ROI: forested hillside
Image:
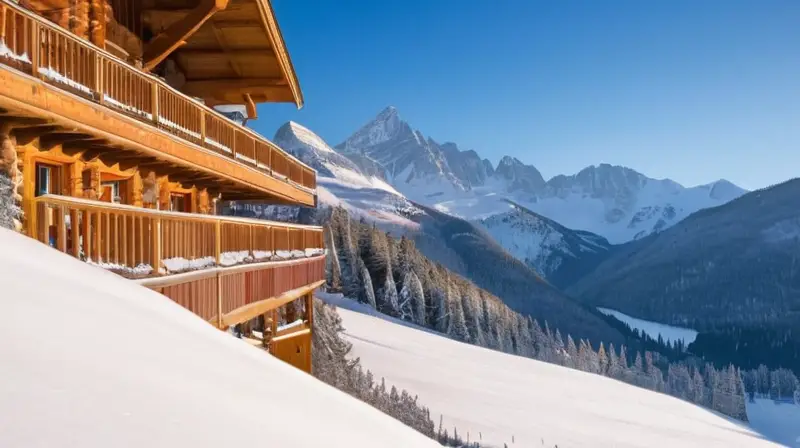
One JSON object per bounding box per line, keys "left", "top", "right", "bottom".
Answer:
{"left": 410, "top": 204, "right": 625, "bottom": 346}
{"left": 568, "top": 178, "right": 800, "bottom": 332}
{"left": 322, "top": 205, "right": 791, "bottom": 421}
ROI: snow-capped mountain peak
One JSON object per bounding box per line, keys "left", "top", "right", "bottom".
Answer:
{"left": 273, "top": 120, "right": 422, "bottom": 228}
{"left": 338, "top": 105, "right": 406, "bottom": 153}
{"left": 275, "top": 121, "right": 336, "bottom": 154}
{"left": 326, "top": 108, "right": 748, "bottom": 243}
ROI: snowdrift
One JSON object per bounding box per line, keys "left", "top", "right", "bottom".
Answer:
{"left": 331, "top": 298, "right": 783, "bottom": 448}
{"left": 0, "top": 228, "right": 439, "bottom": 448}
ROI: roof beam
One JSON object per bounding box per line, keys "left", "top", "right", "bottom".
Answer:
{"left": 176, "top": 49, "right": 276, "bottom": 61}
{"left": 182, "top": 78, "right": 286, "bottom": 97}
{"left": 143, "top": 0, "right": 230, "bottom": 72}
{"left": 244, "top": 94, "right": 257, "bottom": 122}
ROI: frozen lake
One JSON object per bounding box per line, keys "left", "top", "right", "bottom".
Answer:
{"left": 597, "top": 307, "right": 699, "bottom": 346}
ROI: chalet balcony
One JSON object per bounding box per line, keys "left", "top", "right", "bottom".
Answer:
{"left": 0, "top": 0, "right": 316, "bottom": 205}
{"left": 33, "top": 194, "right": 325, "bottom": 351}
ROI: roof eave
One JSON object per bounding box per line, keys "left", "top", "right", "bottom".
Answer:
{"left": 255, "top": 0, "right": 304, "bottom": 109}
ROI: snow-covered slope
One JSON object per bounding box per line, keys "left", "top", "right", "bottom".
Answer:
{"left": 0, "top": 228, "right": 440, "bottom": 448}
{"left": 273, "top": 121, "right": 422, "bottom": 228}
{"left": 477, "top": 200, "right": 612, "bottom": 288}
{"left": 337, "top": 107, "right": 748, "bottom": 243}
{"left": 329, "top": 297, "right": 787, "bottom": 448}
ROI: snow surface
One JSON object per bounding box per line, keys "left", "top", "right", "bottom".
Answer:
{"left": 746, "top": 398, "right": 800, "bottom": 447}
{"left": 0, "top": 42, "right": 31, "bottom": 63}
{"left": 416, "top": 178, "right": 745, "bottom": 244}
{"left": 597, "top": 307, "right": 699, "bottom": 346}
{"left": 0, "top": 228, "right": 440, "bottom": 448}
{"left": 273, "top": 120, "right": 422, "bottom": 230}
{"left": 326, "top": 296, "right": 780, "bottom": 448}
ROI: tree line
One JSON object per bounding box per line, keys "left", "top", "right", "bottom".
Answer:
{"left": 324, "top": 206, "right": 765, "bottom": 420}
{"left": 226, "top": 202, "right": 800, "bottom": 422}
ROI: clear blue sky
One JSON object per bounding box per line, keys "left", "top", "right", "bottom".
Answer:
{"left": 251, "top": 0, "right": 800, "bottom": 190}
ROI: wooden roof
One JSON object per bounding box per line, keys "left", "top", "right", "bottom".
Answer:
{"left": 143, "top": 0, "right": 303, "bottom": 108}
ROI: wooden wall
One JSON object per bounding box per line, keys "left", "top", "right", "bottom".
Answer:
{"left": 21, "top": 0, "right": 142, "bottom": 60}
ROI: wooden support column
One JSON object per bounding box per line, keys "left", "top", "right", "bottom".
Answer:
{"left": 89, "top": 0, "right": 107, "bottom": 48}
{"left": 142, "top": 0, "right": 230, "bottom": 71}
{"left": 131, "top": 171, "right": 144, "bottom": 207}
{"left": 73, "top": 1, "right": 91, "bottom": 39}
{"left": 197, "top": 189, "right": 210, "bottom": 214}
{"left": 158, "top": 176, "right": 170, "bottom": 211}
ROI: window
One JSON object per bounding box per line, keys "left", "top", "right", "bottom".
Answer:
{"left": 35, "top": 163, "right": 61, "bottom": 197}
{"left": 101, "top": 181, "right": 121, "bottom": 203}
{"left": 170, "top": 193, "right": 189, "bottom": 212}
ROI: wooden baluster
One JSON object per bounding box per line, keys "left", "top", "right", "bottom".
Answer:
{"left": 215, "top": 220, "right": 221, "bottom": 267}
{"left": 93, "top": 211, "right": 101, "bottom": 262}
{"left": 104, "top": 212, "right": 110, "bottom": 262}
{"left": 128, "top": 215, "right": 136, "bottom": 268}
{"left": 138, "top": 216, "right": 144, "bottom": 267}
{"left": 120, "top": 213, "right": 127, "bottom": 266}
{"left": 70, "top": 209, "right": 79, "bottom": 258}
{"left": 57, "top": 206, "right": 67, "bottom": 253}
{"left": 152, "top": 217, "right": 161, "bottom": 274}
{"left": 82, "top": 209, "right": 91, "bottom": 259}
{"left": 151, "top": 82, "right": 159, "bottom": 125}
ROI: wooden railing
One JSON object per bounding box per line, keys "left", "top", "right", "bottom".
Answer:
{"left": 33, "top": 194, "right": 324, "bottom": 278}
{"left": 0, "top": 0, "right": 316, "bottom": 191}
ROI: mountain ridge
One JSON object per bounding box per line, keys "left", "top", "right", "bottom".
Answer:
{"left": 334, "top": 106, "right": 748, "bottom": 243}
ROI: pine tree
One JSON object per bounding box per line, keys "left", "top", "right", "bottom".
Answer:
{"left": 323, "top": 225, "right": 342, "bottom": 291}
{"left": 565, "top": 335, "right": 578, "bottom": 369}
{"left": 378, "top": 266, "right": 401, "bottom": 317}
{"left": 430, "top": 284, "right": 449, "bottom": 334}
{"left": 480, "top": 295, "right": 496, "bottom": 349}
{"left": 462, "top": 287, "right": 484, "bottom": 346}
{"left": 357, "top": 258, "right": 377, "bottom": 309}
{"left": 598, "top": 343, "right": 609, "bottom": 376}
{"left": 607, "top": 343, "right": 622, "bottom": 379}
{"left": 515, "top": 313, "right": 532, "bottom": 357}
{"left": 693, "top": 368, "right": 706, "bottom": 406}
{"left": 449, "top": 295, "right": 470, "bottom": 342}
{"left": 399, "top": 271, "right": 426, "bottom": 325}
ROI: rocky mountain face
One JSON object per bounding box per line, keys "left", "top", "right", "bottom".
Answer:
{"left": 478, "top": 200, "right": 613, "bottom": 289}
{"left": 336, "top": 107, "right": 748, "bottom": 243}
{"left": 272, "top": 121, "right": 422, "bottom": 230}
{"left": 494, "top": 156, "right": 546, "bottom": 194}
{"left": 567, "top": 178, "right": 800, "bottom": 332}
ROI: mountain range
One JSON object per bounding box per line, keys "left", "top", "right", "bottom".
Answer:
{"left": 567, "top": 178, "right": 800, "bottom": 332}
{"left": 272, "top": 120, "right": 628, "bottom": 345}
{"left": 271, "top": 108, "right": 749, "bottom": 290}
{"left": 334, "top": 106, "right": 747, "bottom": 244}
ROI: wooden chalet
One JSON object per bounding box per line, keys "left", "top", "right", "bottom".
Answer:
{"left": 0, "top": 0, "right": 322, "bottom": 372}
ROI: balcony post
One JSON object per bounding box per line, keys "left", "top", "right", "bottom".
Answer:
{"left": 215, "top": 219, "right": 221, "bottom": 266}
{"left": 151, "top": 217, "right": 161, "bottom": 275}
{"left": 96, "top": 56, "right": 104, "bottom": 104}
{"left": 216, "top": 272, "right": 223, "bottom": 329}
{"left": 200, "top": 109, "right": 206, "bottom": 143}
{"left": 30, "top": 22, "right": 40, "bottom": 79}
{"left": 151, "top": 83, "right": 159, "bottom": 125}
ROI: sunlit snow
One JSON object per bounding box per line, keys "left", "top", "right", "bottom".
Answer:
{"left": 327, "top": 297, "right": 784, "bottom": 448}
{"left": 0, "top": 228, "right": 440, "bottom": 448}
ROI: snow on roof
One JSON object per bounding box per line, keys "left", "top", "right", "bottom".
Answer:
{"left": 0, "top": 228, "right": 439, "bottom": 448}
